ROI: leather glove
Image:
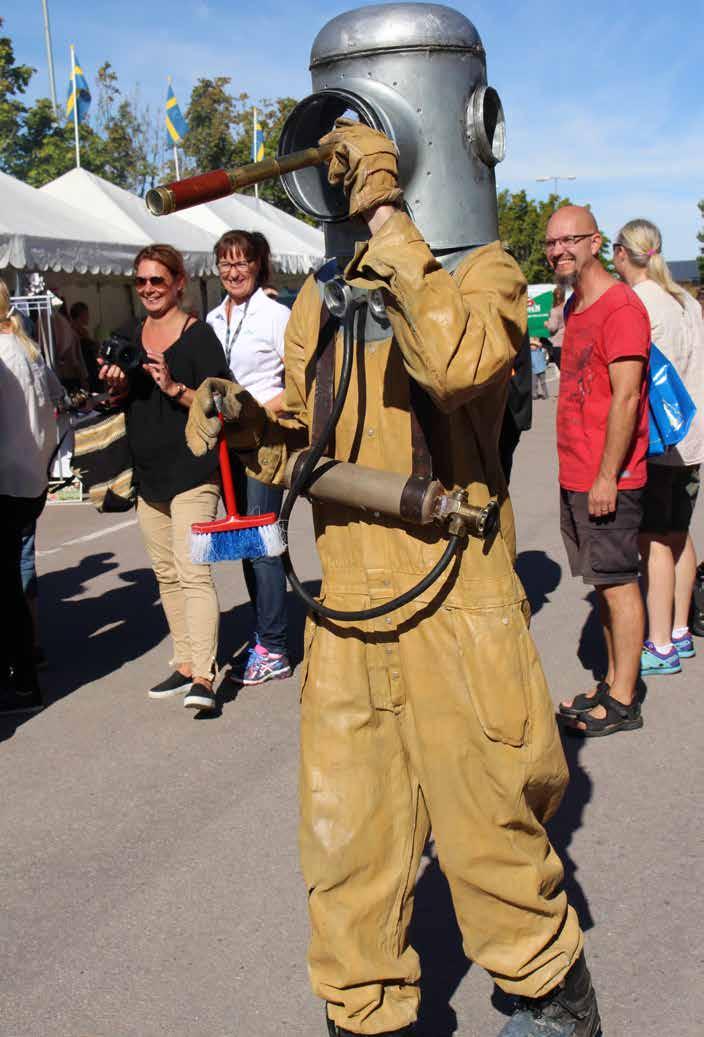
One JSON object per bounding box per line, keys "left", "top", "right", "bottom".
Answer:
{"left": 186, "top": 377, "right": 244, "bottom": 457}
{"left": 319, "top": 117, "right": 403, "bottom": 219}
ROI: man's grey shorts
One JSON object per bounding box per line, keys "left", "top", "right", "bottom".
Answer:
{"left": 560, "top": 488, "right": 644, "bottom": 586}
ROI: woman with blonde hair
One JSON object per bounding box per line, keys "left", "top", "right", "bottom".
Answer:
{"left": 0, "top": 279, "right": 61, "bottom": 714}
{"left": 614, "top": 218, "right": 704, "bottom": 675}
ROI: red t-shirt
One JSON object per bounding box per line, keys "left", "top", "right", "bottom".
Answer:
{"left": 557, "top": 283, "right": 650, "bottom": 491}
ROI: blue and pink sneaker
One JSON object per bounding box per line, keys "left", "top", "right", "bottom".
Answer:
{"left": 640, "top": 641, "right": 681, "bottom": 676}
{"left": 233, "top": 644, "right": 292, "bottom": 686}
{"left": 672, "top": 632, "right": 696, "bottom": 659}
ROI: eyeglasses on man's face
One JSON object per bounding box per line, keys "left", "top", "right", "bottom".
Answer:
{"left": 217, "top": 259, "right": 254, "bottom": 274}
{"left": 134, "top": 275, "right": 169, "bottom": 288}
{"left": 543, "top": 233, "right": 595, "bottom": 252}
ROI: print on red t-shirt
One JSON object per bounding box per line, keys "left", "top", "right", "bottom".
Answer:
{"left": 557, "top": 283, "right": 650, "bottom": 492}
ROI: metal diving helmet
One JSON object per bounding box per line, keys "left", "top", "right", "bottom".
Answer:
{"left": 278, "top": 2, "right": 506, "bottom": 259}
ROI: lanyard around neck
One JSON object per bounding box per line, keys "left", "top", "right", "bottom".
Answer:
{"left": 225, "top": 297, "right": 250, "bottom": 364}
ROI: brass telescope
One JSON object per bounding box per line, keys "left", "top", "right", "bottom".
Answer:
{"left": 145, "top": 142, "right": 334, "bottom": 217}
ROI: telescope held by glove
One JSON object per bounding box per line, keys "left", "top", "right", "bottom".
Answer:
{"left": 145, "top": 143, "right": 335, "bottom": 216}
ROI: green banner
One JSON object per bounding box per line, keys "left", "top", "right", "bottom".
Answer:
{"left": 527, "top": 285, "right": 555, "bottom": 339}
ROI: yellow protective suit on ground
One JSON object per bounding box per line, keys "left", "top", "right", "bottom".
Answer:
{"left": 190, "top": 210, "right": 582, "bottom": 1035}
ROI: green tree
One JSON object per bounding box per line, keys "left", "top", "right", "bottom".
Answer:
{"left": 181, "top": 80, "right": 308, "bottom": 219}
{"left": 13, "top": 96, "right": 105, "bottom": 185}
{"left": 0, "top": 16, "right": 35, "bottom": 174}
{"left": 94, "top": 63, "right": 158, "bottom": 194}
{"left": 697, "top": 199, "right": 704, "bottom": 280}
{"left": 183, "top": 77, "right": 241, "bottom": 174}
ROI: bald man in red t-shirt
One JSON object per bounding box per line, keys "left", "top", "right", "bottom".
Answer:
{"left": 546, "top": 206, "right": 650, "bottom": 737}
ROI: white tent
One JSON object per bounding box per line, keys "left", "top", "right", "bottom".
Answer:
{"left": 170, "top": 192, "right": 325, "bottom": 276}
{"left": 41, "top": 169, "right": 325, "bottom": 278}
{"left": 41, "top": 168, "right": 217, "bottom": 277}
{"left": 0, "top": 169, "right": 136, "bottom": 275}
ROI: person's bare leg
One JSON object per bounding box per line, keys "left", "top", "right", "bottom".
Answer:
{"left": 572, "top": 581, "right": 644, "bottom": 727}
{"left": 560, "top": 589, "right": 614, "bottom": 710}
{"left": 177, "top": 662, "right": 193, "bottom": 678}
{"left": 599, "top": 590, "right": 616, "bottom": 685}
{"left": 673, "top": 532, "right": 696, "bottom": 632}
{"left": 639, "top": 534, "right": 675, "bottom": 646}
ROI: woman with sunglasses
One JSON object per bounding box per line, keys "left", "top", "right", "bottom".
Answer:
{"left": 101, "top": 244, "right": 231, "bottom": 712}
{"left": 614, "top": 219, "right": 704, "bottom": 677}
{"left": 206, "top": 230, "right": 292, "bottom": 687}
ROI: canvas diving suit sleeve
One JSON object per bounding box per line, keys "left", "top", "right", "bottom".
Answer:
{"left": 343, "top": 210, "right": 527, "bottom": 413}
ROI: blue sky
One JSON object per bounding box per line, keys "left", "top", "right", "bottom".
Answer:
{"left": 6, "top": 0, "right": 703, "bottom": 259}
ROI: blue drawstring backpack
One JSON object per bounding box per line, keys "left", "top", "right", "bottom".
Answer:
{"left": 647, "top": 343, "right": 697, "bottom": 457}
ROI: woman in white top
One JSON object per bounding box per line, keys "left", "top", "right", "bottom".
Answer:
{"left": 0, "top": 278, "right": 61, "bottom": 714}
{"left": 207, "top": 231, "right": 292, "bottom": 687}
{"left": 614, "top": 218, "right": 704, "bottom": 674}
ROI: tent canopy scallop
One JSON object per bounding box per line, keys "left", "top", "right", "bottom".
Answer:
{"left": 0, "top": 170, "right": 137, "bottom": 275}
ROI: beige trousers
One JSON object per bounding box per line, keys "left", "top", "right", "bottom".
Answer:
{"left": 137, "top": 480, "right": 221, "bottom": 679}
{"left": 300, "top": 595, "right": 583, "bottom": 1035}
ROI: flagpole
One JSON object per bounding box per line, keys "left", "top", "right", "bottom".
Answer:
{"left": 41, "top": 0, "right": 58, "bottom": 120}
{"left": 174, "top": 146, "right": 181, "bottom": 180}
{"left": 253, "top": 106, "right": 259, "bottom": 199}
{"left": 70, "top": 43, "right": 81, "bottom": 168}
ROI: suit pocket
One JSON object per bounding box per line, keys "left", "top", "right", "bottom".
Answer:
{"left": 450, "top": 604, "right": 530, "bottom": 747}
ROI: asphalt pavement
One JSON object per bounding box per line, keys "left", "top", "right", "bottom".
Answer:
{"left": 1, "top": 396, "right": 702, "bottom": 1036}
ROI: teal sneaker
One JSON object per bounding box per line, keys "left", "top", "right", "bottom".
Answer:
{"left": 672, "top": 632, "right": 696, "bottom": 659}
{"left": 640, "top": 640, "right": 681, "bottom": 676}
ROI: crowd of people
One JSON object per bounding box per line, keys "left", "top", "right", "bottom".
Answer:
{"left": 2, "top": 213, "right": 703, "bottom": 729}
{"left": 1, "top": 130, "right": 702, "bottom": 1037}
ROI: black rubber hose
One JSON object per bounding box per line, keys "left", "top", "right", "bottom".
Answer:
{"left": 279, "top": 303, "right": 461, "bottom": 622}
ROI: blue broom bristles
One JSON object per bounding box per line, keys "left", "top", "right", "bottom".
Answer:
{"left": 191, "top": 522, "right": 286, "bottom": 564}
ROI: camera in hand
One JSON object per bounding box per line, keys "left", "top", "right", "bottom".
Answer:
{"left": 99, "top": 332, "right": 147, "bottom": 373}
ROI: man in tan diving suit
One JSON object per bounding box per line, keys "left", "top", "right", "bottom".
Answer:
{"left": 186, "top": 11, "right": 601, "bottom": 1036}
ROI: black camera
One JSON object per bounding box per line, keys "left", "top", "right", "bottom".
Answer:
{"left": 99, "top": 332, "right": 147, "bottom": 373}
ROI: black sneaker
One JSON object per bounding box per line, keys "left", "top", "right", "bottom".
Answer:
{"left": 184, "top": 682, "right": 218, "bottom": 711}
{"left": 497, "top": 952, "right": 601, "bottom": 1036}
{"left": 149, "top": 672, "right": 193, "bottom": 699}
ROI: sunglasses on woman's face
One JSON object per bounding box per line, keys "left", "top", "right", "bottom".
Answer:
{"left": 134, "top": 275, "right": 169, "bottom": 288}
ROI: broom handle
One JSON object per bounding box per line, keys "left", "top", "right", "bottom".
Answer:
{"left": 218, "top": 422, "right": 241, "bottom": 520}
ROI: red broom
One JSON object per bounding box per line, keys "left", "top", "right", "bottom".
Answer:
{"left": 190, "top": 417, "right": 285, "bottom": 563}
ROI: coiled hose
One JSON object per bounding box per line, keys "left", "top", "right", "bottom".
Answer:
{"left": 278, "top": 302, "right": 461, "bottom": 622}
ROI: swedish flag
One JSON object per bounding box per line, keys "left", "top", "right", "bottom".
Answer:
{"left": 66, "top": 51, "right": 91, "bottom": 123}
{"left": 252, "top": 117, "right": 264, "bottom": 162}
{"left": 165, "top": 83, "right": 188, "bottom": 147}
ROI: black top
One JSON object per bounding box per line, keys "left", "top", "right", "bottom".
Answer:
{"left": 122, "top": 318, "right": 231, "bottom": 502}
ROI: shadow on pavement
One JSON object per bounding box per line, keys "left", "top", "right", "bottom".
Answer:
{"left": 515, "top": 550, "right": 562, "bottom": 616}
{"left": 547, "top": 734, "right": 595, "bottom": 932}
{"left": 577, "top": 590, "right": 607, "bottom": 679}
{"left": 40, "top": 552, "right": 166, "bottom": 700}
{"left": 0, "top": 552, "right": 165, "bottom": 743}
{"left": 411, "top": 849, "right": 470, "bottom": 1037}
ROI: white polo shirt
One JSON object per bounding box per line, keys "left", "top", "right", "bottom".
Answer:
{"left": 207, "top": 287, "right": 290, "bottom": 405}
